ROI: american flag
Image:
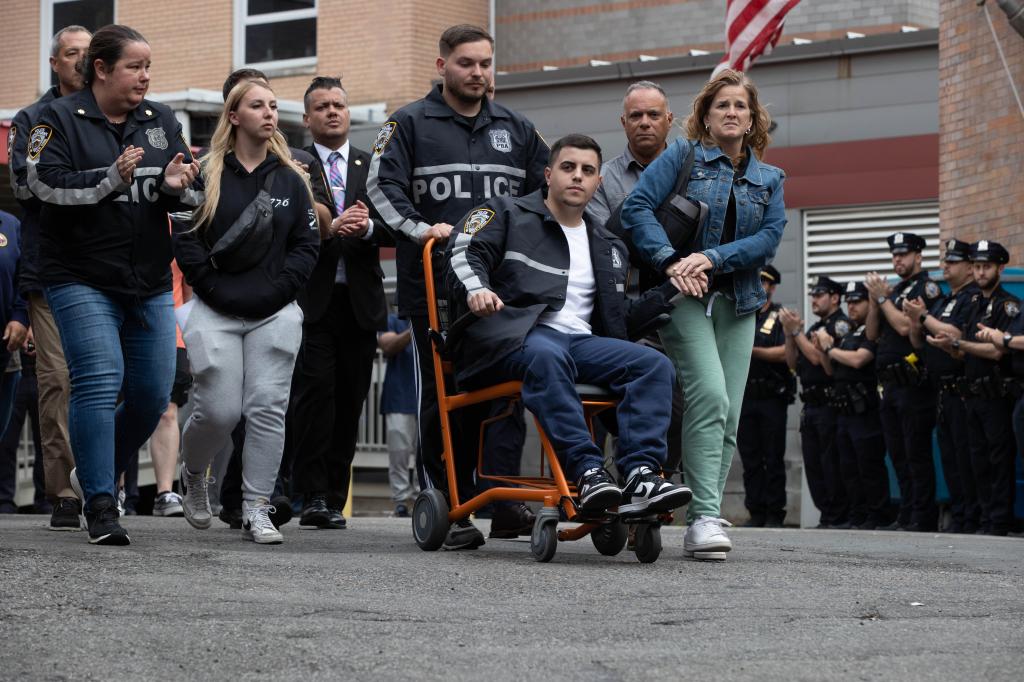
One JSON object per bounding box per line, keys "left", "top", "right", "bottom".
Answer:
{"left": 713, "top": 0, "right": 802, "bottom": 76}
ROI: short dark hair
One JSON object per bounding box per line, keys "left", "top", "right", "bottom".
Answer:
{"left": 51, "top": 25, "right": 91, "bottom": 58}
{"left": 549, "top": 134, "right": 602, "bottom": 168}
{"left": 79, "top": 24, "right": 146, "bottom": 87}
{"left": 222, "top": 68, "right": 268, "bottom": 101}
{"left": 439, "top": 24, "right": 493, "bottom": 57}
{"left": 303, "top": 76, "right": 345, "bottom": 112}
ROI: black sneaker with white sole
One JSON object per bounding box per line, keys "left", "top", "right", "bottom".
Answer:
{"left": 619, "top": 466, "right": 692, "bottom": 516}
{"left": 577, "top": 467, "right": 622, "bottom": 513}
{"left": 84, "top": 495, "right": 130, "bottom": 546}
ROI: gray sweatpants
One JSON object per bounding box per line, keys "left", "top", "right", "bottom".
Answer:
{"left": 181, "top": 298, "right": 303, "bottom": 503}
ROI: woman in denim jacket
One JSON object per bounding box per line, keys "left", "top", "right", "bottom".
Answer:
{"left": 621, "top": 69, "right": 786, "bottom": 561}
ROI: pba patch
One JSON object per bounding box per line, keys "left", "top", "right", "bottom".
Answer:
{"left": 489, "top": 129, "right": 512, "bottom": 152}
{"left": 27, "top": 125, "right": 52, "bottom": 160}
{"left": 1005, "top": 301, "right": 1020, "bottom": 318}
{"left": 834, "top": 319, "right": 851, "bottom": 337}
{"left": 6, "top": 126, "right": 15, "bottom": 156}
{"left": 0, "top": 234, "right": 7, "bottom": 248}
{"left": 925, "top": 281, "right": 940, "bottom": 299}
{"left": 373, "top": 121, "right": 397, "bottom": 154}
{"left": 463, "top": 208, "right": 495, "bottom": 235}
{"left": 146, "top": 126, "right": 168, "bottom": 150}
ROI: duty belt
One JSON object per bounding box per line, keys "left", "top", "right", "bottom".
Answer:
{"left": 746, "top": 376, "right": 795, "bottom": 402}
{"left": 968, "top": 376, "right": 1023, "bottom": 399}
{"left": 937, "top": 374, "right": 969, "bottom": 397}
{"left": 878, "top": 361, "right": 926, "bottom": 388}
{"left": 829, "top": 382, "right": 878, "bottom": 415}
{"left": 799, "top": 384, "right": 832, "bottom": 407}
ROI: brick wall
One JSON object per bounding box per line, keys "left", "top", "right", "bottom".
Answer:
{"left": 1, "top": 0, "right": 488, "bottom": 116}
{"left": 495, "top": 0, "right": 938, "bottom": 72}
{"left": 938, "top": 2, "right": 1024, "bottom": 256}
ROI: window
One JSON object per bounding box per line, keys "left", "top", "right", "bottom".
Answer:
{"left": 233, "top": 0, "right": 317, "bottom": 74}
{"left": 801, "top": 202, "right": 940, "bottom": 321}
{"left": 40, "top": 0, "right": 115, "bottom": 91}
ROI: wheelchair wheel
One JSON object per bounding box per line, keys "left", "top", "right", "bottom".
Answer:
{"left": 633, "top": 524, "right": 662, "bottom": 564}
{"left": 412, "top": 489, "right": 449, "bottom": 551}
{"left": 530, "top": 517, "right": 558, "bottom": 563}
{"left": 591, "top": 519, "right": 628, "bottom": 556}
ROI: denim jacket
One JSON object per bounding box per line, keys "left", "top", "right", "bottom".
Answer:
{"left": 620, "top": 138, "right": 787, "bottom": 315}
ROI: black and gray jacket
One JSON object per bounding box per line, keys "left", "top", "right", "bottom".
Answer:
{"left": 444, "top": 189, "right": 677, "bottom": 384}
{"left": 27, "top": 87, "right": 200, "bottom": 298}
{"left": 8, "top": 86, "right": 59, "bottom": 296}
{"left": 367, "top": 84, "right": 549, "bottom": 317}
{"left": 172, "top": 152, "right": 320, "bottom": 320}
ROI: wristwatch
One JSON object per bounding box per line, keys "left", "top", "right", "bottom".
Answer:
{"left": 790, "top": 329, "right": 801, "bottom": 338}
{"left": 952, "top": 339, "right": 961, "bottom": 351}
{"left": 1004, "top": 332, "right": 1014, "bottom": 349}
{"left": 919, "top": 312, "right": 928, "bottom": 324}
{"left": 876, "top": 295, "right": 887, "bottom": 305}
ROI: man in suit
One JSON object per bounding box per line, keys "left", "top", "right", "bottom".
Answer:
{"left": 288, "top": 76, "right": 391, "bottom": 528}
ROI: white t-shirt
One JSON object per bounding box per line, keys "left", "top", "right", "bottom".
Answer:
{"left": 538, "top": 222, "right": 595, "bottom": 335}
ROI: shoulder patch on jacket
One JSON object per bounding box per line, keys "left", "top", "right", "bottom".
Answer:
{"left": 373, "top": 121, "right": 397, "bottom": 154}
{"left": 6, "top": 125, "right": 15, "bottom": 154}
{"left": 925, "top": 281, "right": 941, "bottom": 299}
{"left": 1005, "top": 301, "right": 1020, "bottom": 318}
{"left": 463, "top": 208, "right": 495, "bottom": 235}
{"left": 27, "top": 125, "right": 52, "bottom": 160}
{"left": 834, "top": 319, "right": 851, "bottom": 338}
{"left": 307, "top": 208, "right": 317, "bottom": 231}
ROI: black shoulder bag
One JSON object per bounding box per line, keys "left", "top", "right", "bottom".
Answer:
{"left": 604, "top": 141, "right": 708, "bottom": 291}
{"left": 208, "top": 168, "right": 278, "bottom": 273}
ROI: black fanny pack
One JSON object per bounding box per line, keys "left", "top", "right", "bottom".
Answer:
{"left": 604, "top": 141, "right": 707, "bottom": 291}
{"left": 208, "top": 169, "right": 278, "bottom": 273}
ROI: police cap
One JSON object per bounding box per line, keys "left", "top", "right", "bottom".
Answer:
{"left": 887, "top": 231, "right": 926, "bottom": 254}
{"left": 760, "top": 264, "right": 781, "bottom": 285}
{"left": 809, "top": 276, "right": 843, "bottom": 296}
{"left": 969, "top": 240, "right": 1010, "bottom": 264}
{"left": 843, "top": 280, "right": 869, "bottom": 302}
{"left": 942, "top": 238, "right": 971, "bottom": 262}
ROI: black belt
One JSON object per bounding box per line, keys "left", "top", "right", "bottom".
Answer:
{"left": 799, "top": 385, "right": 831, "bottom": 407}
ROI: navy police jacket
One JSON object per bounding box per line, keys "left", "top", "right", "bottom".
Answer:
{"left": 444, "top": 189, "right": 675, "bottom": 384}
{"left": 8, "top": 86, "right": 59, "bottom": 296}
{"left": 27, "top": 87, "right": 200, "bottom": 298}
{"left": 367, "top": 84, "right": 548, "bottom": 317}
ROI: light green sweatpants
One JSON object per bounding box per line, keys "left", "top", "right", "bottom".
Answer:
{"left": 658, "top": 293, "right": 755, "bottom": 521}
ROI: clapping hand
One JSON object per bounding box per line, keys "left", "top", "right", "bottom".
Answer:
{"left": 116, "top": 145, "right": 145, "bottom": 183}
{"left": 778, "top": 307, "right": 803, "bottom": 336}
{"left": 333, "top": 200, "right": 371, "bottom": 238}
{"left": 864, "top": 272, "right": 891, "bottom": 300}
{"left": 163, "top": 153, "right": 200, "bottom": 191}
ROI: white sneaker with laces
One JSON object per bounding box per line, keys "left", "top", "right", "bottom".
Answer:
{"left": 179, "top": 463, "right": 213, "bottom": 529}
{"left": 243, "top": 499, "right": 284, "bottom": 544}
{"left": 683, "top": 515, "right": 733, "bottom": 561}
{"left": 153, "top": 491, "right": 184, "bottom": 517}
{"left": 68, "top": 468, "right": 88, "bottom": 530}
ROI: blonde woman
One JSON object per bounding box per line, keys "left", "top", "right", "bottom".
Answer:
{"left": 173, "top": 79, "right": 319, "bottom": 544}
{"left": 621, "top": 69, "right": 787, "bottom": 561}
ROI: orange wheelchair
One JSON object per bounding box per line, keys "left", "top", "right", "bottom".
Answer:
{"left": 410, "top": 239, "right": 669, "bottom": 562}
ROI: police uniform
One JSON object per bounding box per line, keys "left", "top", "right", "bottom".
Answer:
{"left": 796, "top": 276, "right": 851, "bottom": 527}
{"left": 959, "top": 240, "right": 1019, "bottom": 536}
{"left": 918, "top": 239, "right": 980, "bottom": 532}
{"left": 829, "top": 281, "right": 889, "bottom": 528}
{"left": 736, "top": 265, "right": 793, "bottom": 526}
{"left": 445, "top": 189, "right": 679, "bottom": 481}
{"left": 874, "top": 232, "right": 943, "bottom": 531}
{"left": 366, "top": 84, "right": 548, "bottom": 528}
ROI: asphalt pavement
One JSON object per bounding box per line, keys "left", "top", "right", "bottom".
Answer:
{"left": 1, "top": 515, "right": 1022, "bottom": 681}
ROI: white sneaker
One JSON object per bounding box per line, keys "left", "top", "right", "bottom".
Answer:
{"left": 243, "top": 500, "right": 283, "bottom": 545}
{"left": 179, "top": 463, "right": 212, "bottom": 529}
{"left": 68, "top": 468, "right": 88, "bottom": 530}
{"left": 683, "top": 515, "right": 733, "bottom": 561}
{"left": 116, "top": 487, "right": 126, "bottom": 516}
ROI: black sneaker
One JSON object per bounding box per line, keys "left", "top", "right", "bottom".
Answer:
{"left": 299, "top": 494, "right": 331, "bottom": 528}
{"left": 489, "top": 503, "right": 535, "bottom": 539}
{"left": 219, "top": 507, "right": 243, "bottom": 529}
{"left": 85, "top": 495, "right": 130, "bottom": 546}
{"left": 443, "top": 518, "right": 485, "bottom": 550}
{"left": 576, "top": 467, "right": 622, "bottom": 513}
{"left": 49, "top": 497, "right": 83, "bottom": 531}
{"left": 269, "top": 495, "right": 294, "bottom": 528}
{"left": 618, "top": 466, "right": 692, "bottom": 516}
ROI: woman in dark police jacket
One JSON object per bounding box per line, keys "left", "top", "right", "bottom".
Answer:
{"left": 621, "top": 69, "right": 786, "bottom": 562}
{"left": 27, "top": 25, "right": 200, "bottom": 545}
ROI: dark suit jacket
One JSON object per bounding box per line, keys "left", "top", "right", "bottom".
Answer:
{"left": 299, "top": 143, "right": 392, "bottom": 330}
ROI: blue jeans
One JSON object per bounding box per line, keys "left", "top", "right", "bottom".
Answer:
{"left": 495, "top": 326, "right": 674, "bottom": 481}
{"left": 45, "top": 283, "right": 176, "bottom": 510}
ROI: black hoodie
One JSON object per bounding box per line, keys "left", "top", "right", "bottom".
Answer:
{"left": 173, "top": 152, "right": 319, "bottom": 319}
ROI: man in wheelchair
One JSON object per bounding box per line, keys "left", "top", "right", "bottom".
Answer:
{"left": 444, "top": 134, "right": 694, "bottom": 516}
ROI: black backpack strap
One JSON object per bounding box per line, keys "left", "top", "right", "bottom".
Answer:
{"left": 660, "top": 139, "right": 695, "bottom": 211}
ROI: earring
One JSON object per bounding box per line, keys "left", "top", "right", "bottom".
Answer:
{"left": 745, "top": 127, "right": 752, "bottom": 134}
{"left": 705, "top": 123, "right": 710, "bottom": 132}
